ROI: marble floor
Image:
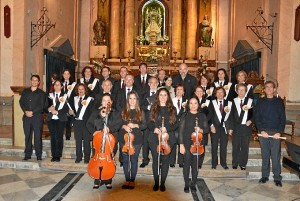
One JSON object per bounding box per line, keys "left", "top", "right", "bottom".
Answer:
{"left": 0, "top": 168, "right": 299, "bottom": 201}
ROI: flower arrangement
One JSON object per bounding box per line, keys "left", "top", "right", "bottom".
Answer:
{"left": 59, "top": 97, "right": 65, "bottom": 103}
{"left": 88, "top": 84, "right": 93, "bottom": 90}
{"left": 146, "top": 53, "right": 160, "bottom": 63}
{"left": 223, "top": 85, "right": 229, "bottom": 90}
{"left": 81, "top": 100, "right": 87, "bottom": 106}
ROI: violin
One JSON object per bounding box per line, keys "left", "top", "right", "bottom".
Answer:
{"left": 122, "top": 119, "right": 135, "bottom": 155}
{"left": 190, "top": 117, "right": 204, "bottom": 155}
{"left": 157, "top": 117, "right": 171, "bottom": 155}
{"left": 87, "top": 102, "right": 116, "bottom": 180}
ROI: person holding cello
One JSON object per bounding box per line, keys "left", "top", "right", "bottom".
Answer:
{"left": 179, "top": 97, "right": 209, "bottom": 193}
{"left": 119, "top": 91, "right": 147, "bottom": 189}
{"left": 86, "top": 93, "right": 122, "bottom": 189}
{"left": 148, "top": 88, "right": 178, "bottom": 192}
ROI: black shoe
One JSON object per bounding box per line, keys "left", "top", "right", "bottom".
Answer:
{"left": 153, "top": 184, "right": 159, "bottom": 191}
{"left": 66, "top": 138, "right": 70, "bottom": 140}
{"left": 84, "top": 161, "right": 89, "bottom": 164}
{"left": 106, "top": 185, "right": 112, "bottom": 189}
{"left": 75, "top": 159, "right": 81, "bottom": 163}
{"left": 23, "top": 156, "right": 31, "bottom": 161}
{"left": 93, "top": 184, "right": 99, "bottom": 189}
{"left": 160, "top": 185, "right": 166, "bottom": 192}
{"left": 198, "top": 165, "right": 202, "bottom": 169}
{"left": 51, "top": 157, "right": 56, "bottom": 162}
{"left": 37, "top": 156, "right": 42, "bottom": 161}
{"left": 122, "top": 182, "right": 130, "bottom": 189}
{"left": 274, "top": 180, "right": 282, "bottom": 187}
{"left": 190, "top": 185, "right": 196, "bottom": 191}
{"left": 240, "top": 166, "right": 246, "bottom": 170}
{"left": 140, "top": 163, "right": 148, "bottom": 168}
{"left": 170, "top": 164, "right": 175, "bottom": 168}
{"left": 211, "top": 166, "right": 216, "bottom": 169}
{"left": 223, "top": 166, "right": 229, "bottom": 170}
{"left": 56, "top": 157, "right": 60, "bottom": 162}
{"left": 120, "top": 162, "right": 123, "bottom": 167}
{"left": 179, "top": 164, "right": 183, "bottom": 168}
{"left": 184, "top": 186, "right": 189, "bottom": 193}
{"left": 232, "top": 166, "right": 237, "bottom": 169}
{"left": 259, "top": 177, "right": 269, "bottom": 183}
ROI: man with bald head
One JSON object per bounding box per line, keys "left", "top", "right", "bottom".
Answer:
{"left": 172, "top": 63, "right": 197, "bottom": 99}
{"left": 94, "top": 79, "right": 113, "bottom": 108}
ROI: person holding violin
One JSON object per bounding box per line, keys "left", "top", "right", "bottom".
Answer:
{"left": 194, "top": 86, "right": 211, "bottom": 169}
{"left": 148, "top": 88, "right": 178, "bottom": 192}
{"left": 179, "top": 97, "right": 209, "bottom": 193}
{"left": 119, "top": 91, "right": 147, "bottom": 189}
{"left": 86, "top": 93, "right": 122, "bottom": 189}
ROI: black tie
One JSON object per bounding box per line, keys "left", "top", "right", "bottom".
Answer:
{"left": 65, "top": 82, "right": 68, "bottom": 92}
{"left": 177, "top": 99, "right": 180, "bottom": 109}
{"left": 55, "top": 94, "right": 59, "bottom": 103}
{"left": 127, "top": 88, "right": 131, "bottom": 98}
{"left": 220, "top": 82, "right": 223, "bottom": 87}
{"left": 151, "top": 91, "right": 155, "bottom": 96}
{"left": 121, "top": 80, "right": 125, "bottom": 89}
{"left": 219, "top": 101, "right": 223, "bottom": 113}
{"left": 240, "top": 99, "right": 243, "bottom": 109}
{"left": 142, "top": 77, "right": 145, "bottom": 89}
{"left": 78, "top": 97, "right": 82, "bottom": 107}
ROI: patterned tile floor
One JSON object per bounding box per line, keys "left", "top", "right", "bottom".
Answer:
{"left": 0, "top": 168, "right": 299, "bottom": 201}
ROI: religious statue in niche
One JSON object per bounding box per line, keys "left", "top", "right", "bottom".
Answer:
{"left": 93, "top": 16, "right": 106, "bottom": 45}
{"left": 145, "top": 8, "right": 163, "bottom": 45}
{"left": 199, "top": 15, "right": 213, "bottom": 47}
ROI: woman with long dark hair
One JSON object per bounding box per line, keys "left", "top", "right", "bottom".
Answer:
{"left": 212, "top": 68, "right": 234, "bottom": 101}
{"left": 148, "top": 88, "right": 178, "bottom": 192}
{"left": 119, "top": 91, "right": 147, "bottom": 189}
{"left": 78, "top": 66, "right": 100, "bottom": 98}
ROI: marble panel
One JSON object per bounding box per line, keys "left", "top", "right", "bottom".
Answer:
{"left": 24, "top": 176, "right": 56, "bottom": 189}
{"left": 0, "top": 181, "right": 29, "bottom": 195}
{"left": 2, "top": 189, "right": 39, "bottom": 201}
{"left": 0, "top": 174, "right": 21, "bottom": 185}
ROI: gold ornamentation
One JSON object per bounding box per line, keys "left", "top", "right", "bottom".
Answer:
{"left": 206, "top": 89, "right": 211, "bottom": 95}
{"left": 59, "top": 97, "right": 65, "bottom": 103}
{"left": 223, "top": 85, "right": 229, "bottom": 91}
{"left": 242, "top": 105, "right": 252, "bottom": 111}
{"left": 81, "top": 100, "right": 87, "bottom": 106}
{"left": 67, "top": 85, "right": 73, "bottom": 91}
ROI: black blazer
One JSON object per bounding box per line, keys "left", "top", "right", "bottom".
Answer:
{"left": 207, "top": 99, "right": 233, "bottom": 132}
{"left": 69, "top": 95, "right": 94, "bottom": 124}
{"left": 77, "top": 77, "right": 100, "bottom": 98}
{"left": 134, "top": 74, "right": 151, "bottom": 98}
{"left": 212, "top": 81, "right": 234, "bottom": 101}
{"left": 172, "top": 73, "right": 197, "bottom": 99}
{"left": 230, "top": 83, "right": 254, "bottom": 99}
{"left": 47, "top": 93, "right": 69, "bottom": 122}
{"left": 115, "top": 86, "right": 140, "bottom": 112}
{"left": 230, "top": 97, "right": 253, "bottom": 135}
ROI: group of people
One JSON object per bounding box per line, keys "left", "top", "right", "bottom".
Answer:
{"left": 19, "top": 62, "right": 286, "bottom": 193}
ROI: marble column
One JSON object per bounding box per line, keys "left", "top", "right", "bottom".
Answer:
{"left": 186, "top": 0, "right": 197, "bottom": 59}
{"left": 172, "top": 0, "right": 182, "bottom": 58}
{"left": 110, "top": 0, "right": 120, "bottom": 58}
{"left": 124, "top": 0, "right": 134, "bottom": 57}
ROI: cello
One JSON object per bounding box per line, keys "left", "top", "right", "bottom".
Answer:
{"left": 190, "top": 117, "right": 204, "bottom": 169}
{"left": 87, "top": 102, "right": 116, "bottom": 181}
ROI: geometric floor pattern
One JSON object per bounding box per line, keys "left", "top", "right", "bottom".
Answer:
{"left": 0, "top": 168, "right": 299, "bottom": 201}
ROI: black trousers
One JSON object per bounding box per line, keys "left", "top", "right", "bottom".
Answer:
{"left": 210, "top": 127, "right": 228, "bottom": 167}
{"left": 259, "top": 130, "right": 282, "bottom": 181}
{"left": 232, "top": 126, "right": 251, "bottom": 167}
{"left": 169, "top": 131, "right": 183, "bottom": 165}
{"left": 74, "top": 120, "right": 91, "bottom": 162}
{"left": 198, "top": 146, "right": 206, "bottom": 167}
{"left": 65, "top": 116, "right": 72, "bottom": 139}
{"left": 22, "top": 114, "right": 43, "bottom": 158}
{"left": 142, "top": 129, "right": 151, "bottom": 164}
{"left": 47, "top": 119, "right": 66, "bottom": 158}
{"left": 149, "top": 142, "right": 172, "bottom": 185}
{"left": 183, "top": 149, "right": 200, "bottom": 186}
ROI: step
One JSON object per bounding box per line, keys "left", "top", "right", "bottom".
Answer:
{"left": 0, "top": 146, "right": 47, "bottom": 158}
{"left": 1, "top": 155, "right": 298, "bottom": 180}
{"left": 42, "top": 139, "right": 76, "bottom": 148}
{"left": 0, "top": 138, "right": 12, "bottom": 146}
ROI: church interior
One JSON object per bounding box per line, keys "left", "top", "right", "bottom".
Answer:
{"left": 0, "top": 0, "right": 300, "bottom": 200}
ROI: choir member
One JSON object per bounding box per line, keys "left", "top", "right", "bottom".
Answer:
{"left": 69, "top": 83, "right": 94, "bottom": 164}
{"left": 47, "top": 80, "right": 69, "bottom": 162}
{"left": 98, "top": 66, "right": 115, "bottom": 91}
{"left": 163, "top": 76, "right": 175, "bottom": 99}
{"left": 230, "top": 83, "right": 254, "bottom": 170}
{"left": 112, "top": 66, "right": 128, "bottom": 99}
{"left": 230, "top": 70, "right": 254, "bottom": 99}
{"left": 157, "top": 69, "right": 166, "bottom": 87}
{"left": 207, "top": 87, "right": 233, "bottom": 169}
{"left": 134, "top": 63, "right": 151, "bottom": 98}
{"left": 212, "top": 68, "right": 234, "bottom": 101}
{"left": 78, "top": 66, "right": 100, "bottom": 98}
{"left": 199, "top": 74, "right": 214, "bottom": 100}
{"left": 61, "top": 69, "right": 76, "bottom": 140}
